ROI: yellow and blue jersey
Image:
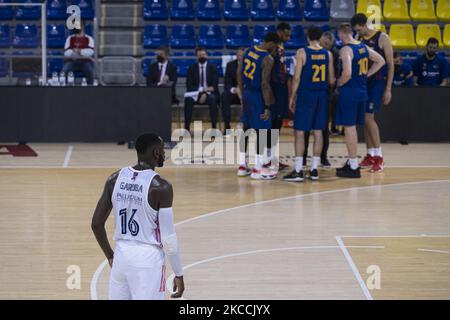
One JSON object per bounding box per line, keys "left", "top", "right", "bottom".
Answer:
{"left": 241, "top": 46, "right": 271, "bottom": 90}
{"left": 340, "top": 42, "right": 370, "bottom": 101}
{"left": 299, "top": 47, "right": 329, "bottom": 91}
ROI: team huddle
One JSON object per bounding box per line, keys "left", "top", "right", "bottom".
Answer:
{"left": 236, "top": 13, "right": 393, "bottom": 181}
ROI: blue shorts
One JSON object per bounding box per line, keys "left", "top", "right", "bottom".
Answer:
{"left": 270, "top": 83, "right": 289, "bottom": 120}
{"left": 241, "top": 89, "right": 272, "bottom": 130}
{"left": 294, "top": 90, "right": 328, "bottom": 131}
{"left": 366, "top": 79, "right": 386, "bottom": 114}
{"left": 336, "top": 96, "right": 366, "bottom": 126}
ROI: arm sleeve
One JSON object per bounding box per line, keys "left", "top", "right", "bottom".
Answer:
{"left": 64, "top": 36, "right": 74, "bottom": 57}
{"left": 158, "top": 207, "right": 183, "bottom": 277}
{"left": 80, "top": 36, "right": 95, "bottom": 57}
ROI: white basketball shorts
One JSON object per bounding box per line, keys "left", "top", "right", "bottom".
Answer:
{"left": 109, "top": 240, "right": 166, "bottom": 300}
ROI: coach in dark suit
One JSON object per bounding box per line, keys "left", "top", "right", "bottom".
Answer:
{"left": 146, "top": 46, "right": 178, "bottom": 103}
{"left": 221, "top": 47, "right": 246, "bottom": 133}
{"left": 184, "top": 47, "right": 220, "bottom": 131}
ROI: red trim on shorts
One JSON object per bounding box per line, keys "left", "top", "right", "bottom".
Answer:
{"left": 159, "top": 265, "right": 166, "bottom": 292}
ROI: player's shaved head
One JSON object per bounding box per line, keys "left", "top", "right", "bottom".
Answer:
{"left": 135, "top": 133, "right": 165, "bottom": 167}
{"left": 263, "top": 32, "right": 281, "bottom": 44}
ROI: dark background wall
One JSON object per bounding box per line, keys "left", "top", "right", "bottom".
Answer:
{"left": 0, "top": 86, "right": 449, "bottom": 143}
{"left": 0, "top": 87, "right": 172, "bottom": 142}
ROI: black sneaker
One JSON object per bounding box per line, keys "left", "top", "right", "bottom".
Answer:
{"left": 283, "top": 170, "right": 304, "bottom": 182}
{"left": 336, "top": 161, "right": 350, "bottom": 174}
{"left": 309, "top": 169, "right": 319, "bottom": 181}
{"left": 321, "top": 158, "right": 331, "bottom": 168}
{"left": 336, "top": 164, "right": 361, "bottom": 178}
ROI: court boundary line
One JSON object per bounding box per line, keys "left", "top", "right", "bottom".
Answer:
{"left": 63, "top": 145, "right": 73, "bottom": 168}
{"left": 165, "top": 245, "right": 385, "bottom": 299}
{"left": 335, "top": 236, "right": 373, "bottom": 300}
{"left": 417, "top": 249, "right": 450, "bottom": 255}
{"left": 90, "top": 178, "right": 450, "bottom": 300}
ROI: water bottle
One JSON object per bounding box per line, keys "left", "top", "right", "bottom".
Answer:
{"left": 59, "top": 72, "right": 66, "bottom": 86}
{"left": 52, "top": 72, "right": 59, "bottom": 86}
{"left": 93, "top": 79, "right": 98, "bottom": 86}
{"left": 81, "top": 77, "right": 87, "bottom": 86}
{"left": 25, "top": 78, "right": 31, "bottom": 86}
{"left": 67, "top": 72, "right": 75, "bottom": 86}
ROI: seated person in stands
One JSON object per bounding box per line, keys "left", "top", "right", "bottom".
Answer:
{"left": 221, "top": 47, "right": 246, "bottom": 134}
{"left": 146, "top": 46, "right": 178, "bottom": 103}
{"left": 393, "top": 52, "right": 413, "bottom": 86}
{"left": 62, "top": 22, "right": 95, "bottom": 84}
{"left": 184, "top": 47, "right": 220, "bottom": 131}
{"left": 413, "top": 38, "right": 449, "bottom": 87}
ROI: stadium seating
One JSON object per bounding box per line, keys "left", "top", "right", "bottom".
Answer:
{"left": 383, "top": 0, "right": 409, "bottom": 21}
{"left": 143, "top": 24, "right": 168, "bottom": 49}
{"left": 198, "top": 25, "right": 224, "bottom": 49}
{"left": 141, "top": 52, "right": 153, "bottom": 77}
{"left": 224, "top": 0, "right": 249, "bottom": 21}
{"left": 284, "top": 24, "right": 306, "bottom": 49}
{"left": 410, "top": 0, "right": 436, "bottom": 22}
{"left": 0, "top": 53, "right": 8, "bottom": 77}
{"left": 389, "top": 24, "right": 416, "bottom": 49}
{"left": 444, "top": 25, "right": 450, "bottom": 47}
{"left": 170, "top": 0, "right": 195, "bottom": 20}
{"left": 304, "top": 0, "right": 330, "bottom": 21}
{"left": 173, "top": 51, "right": 195, "bottom": 77}
{"left": 330, "top": 0, "right": 355, "bottom": 21}
{"left": 416, "top": 24, "right": 442, "bottom": 48}
{"left": 170, "top": 24, "right": 196, "bottom": 49}
{"left": 48, "top": 50, "right": 64, "bottom": 75}
{"left": 47, "top": 24, "right": 66, "bottom": 48}
{"left": 13, "top": 24, "right": 39, "bottom": 48}
{"left": 143, "top": 0, "right": 169, "bottom": 20}
{"left": 0, "top": 24, "right": 11, "bottom": 48}
{"left": 401, "top": 51, "right": 418, "bottom": 66}
{"left": 437, "top": 0, "right": 450, "bottom": 22}
{"left": 357, "top": 0, "right": 383, "bottom": 20}
{"left": 253, "top": 25, "right": 276, "bottom": 45}
{"left": 226, "top": 24, "right": 250, "bottom": 48}
{"left": 0, "top": 0, "right": 13, "bottom": 21}
{"left": 15, "top": 0, "right": 41, "bottom": 20}
{"left": 210, "top": 51, "right": 223, "bottom": 76}
{"left": 320, "top": 24, "right": 332, "bottom": 32}
{"left": 198, "top": 0, "right": 221, "bottom": 21}
{"left": 72, "top": 0, "right": 95, "bottom": 20}
{"left": 47, "top": 0, "right": 68, "bottom": 20}
{"left": 277, "top": 0, "right": 302, "bottom": 21}
{"left": 251, "top": 0, "right": 275, "bottom": 21}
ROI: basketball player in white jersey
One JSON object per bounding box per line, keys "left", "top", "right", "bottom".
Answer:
{"left": 91, "top": 133, "right": 184, "bottom": 300}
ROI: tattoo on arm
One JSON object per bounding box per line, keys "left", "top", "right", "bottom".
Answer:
{"left": 261, "top": 55, "right": 275, "bottom": 107}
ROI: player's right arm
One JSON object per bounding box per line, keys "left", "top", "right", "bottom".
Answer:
{"left": 328, "top": 50, "right": 336, "bottom": 87}
{"left": 91, "top": 171, "right": 119, "bottom": 268}
{"left": 337, "top": 46, "right": 352, "bottom": 87}
{"left": 289, "top": 48, "right": 305, "bottom": 113}
{"left": 261, "top": 54, "right": 275, "bottom": 120}
{"left": 236, "top": 55, "right": 244, "bottom": 104}
{"left": 367, "top": 46, "right": 386, "bottom": 78}
{"left": 152, "top": 176, "right": 185, "bottom": 299}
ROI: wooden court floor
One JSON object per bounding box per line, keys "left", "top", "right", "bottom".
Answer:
{"left": 1, "top": 139, "right": 450, "bottom": 299}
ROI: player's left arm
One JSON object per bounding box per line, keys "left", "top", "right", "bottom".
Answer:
{"left": 91, "top": 171, "right": 119, "bottom": 267}
{"left": 367, "top": 47, "right": 386, "bottom": 78}
{"left": 380, "top": 33, "right": 394, "bottom": 105}
{"left": 328, "top": 51, "right": 336, "bottom": 87}
{"left": 440, "top": 59, "right": 449, "bottom": 86}
{"left": 261, "top": 55, "right": 275, "bottom": 120}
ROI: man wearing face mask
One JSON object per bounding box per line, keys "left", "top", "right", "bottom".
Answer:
{"left": 393, "top": 52, "right": 413, "bottom": 86}
{"left": 62, "top": 22, "right": 95, "bottom": 84}
{"left": 413, "top": 38, "right": 449, "bottom": 87}
{"left": 147, "top": 46, "right": 178, "bottom": 103}
{"left": 184, "top": 47, "right": 220, "bottom": 132}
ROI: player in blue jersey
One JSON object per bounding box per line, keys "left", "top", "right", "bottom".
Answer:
{"left": 283, "top": 26, "right": 335, "bottom": 182}
{"left": 237, "top": 32, "right": 281, "bottom": 180}
{"left": 335, "top": 23, "right": 385, "bottom": 178}
{"left": 351, "top": 13, "right": 394, "bottom": 173}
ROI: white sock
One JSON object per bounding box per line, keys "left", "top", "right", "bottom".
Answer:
{"left": 312, "top": 156, "right": 320, "bottom": 170}
{"left": 367, "top": 148, "right": 375, "bottom": 157}
{"left": 239, "top": 152, "right": 246, "bottom": 167}
{"left": 374, "top": 147, "right": 382, "bottom": 157}
{"left": 349, "top": 158, "right": 359, "bottom": 170}
{"left": 295, "top": 157, "right": 303, "bottom": 173}
{"left": 255, "top": 154, "right": 263, "bottom": 171}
